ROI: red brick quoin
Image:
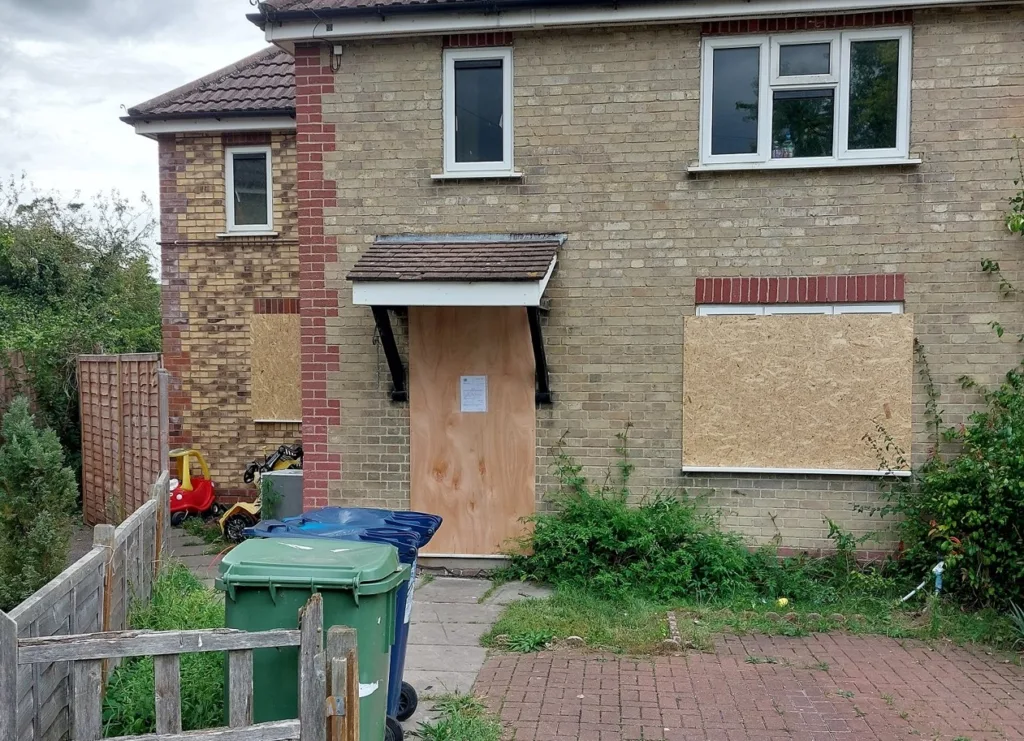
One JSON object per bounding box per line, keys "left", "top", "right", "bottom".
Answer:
{"left": 295, "top": 44, "right": 342, "bottom": 509}
{"left": 695, "top": 274, "right": 905, "bottom": 305}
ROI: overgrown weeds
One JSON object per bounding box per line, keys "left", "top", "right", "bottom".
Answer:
{"left": 102, "top": 565, "right": 225, "bottom": 736}
{"left": 418, "top": 694, "right": 504, "bottom": 741}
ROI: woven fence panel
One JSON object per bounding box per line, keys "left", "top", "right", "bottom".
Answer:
{"left": 78, "top": 354, "right": 167, "bottom": 526}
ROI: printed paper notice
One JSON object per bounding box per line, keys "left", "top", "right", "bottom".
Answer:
{"left": 460, "top": 375, "right": 488, "bottom": 413}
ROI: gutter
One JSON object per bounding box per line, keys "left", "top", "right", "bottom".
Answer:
{"left": 121, "top": 108, "right": 296, "bottom": 124}
{"left": 247, "top": 0, "right": 617, "bottom": 26}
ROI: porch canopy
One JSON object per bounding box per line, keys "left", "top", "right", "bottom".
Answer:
{"left": 347, "top": 234, "right": 564, "bottom": 402}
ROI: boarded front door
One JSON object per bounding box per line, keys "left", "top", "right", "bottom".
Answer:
{"left": 409, "top": 306, "right": 536, "bottom": 556}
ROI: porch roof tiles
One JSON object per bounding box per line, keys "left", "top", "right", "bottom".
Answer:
{"left": 347, "top": 239, "right": 561, "bottom": 282}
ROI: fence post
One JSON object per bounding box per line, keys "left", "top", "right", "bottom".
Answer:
{"left": 0, "top": 611, "right": 16, "bottom": 741}
{"left": 153, "top": 471, "right": 169, "bottom": 578}
{"left": 326, "top": 626, "right": 359, "bottom": 741}
{"left": 298, "top": 595, "right": 326, "bottom": 741}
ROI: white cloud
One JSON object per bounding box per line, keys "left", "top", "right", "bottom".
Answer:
{"left": 0, "top": 0, "right": 269, "bottom": 213}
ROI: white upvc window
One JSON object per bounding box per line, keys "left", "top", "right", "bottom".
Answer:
{"left": 442, "top": 47, "right": 514, "bottom": 176}
{"left": 697, "top": 302, "right": 903, "bottom": 316}
{"left": 225, "top": 146, "right": 273, "bottom": 232}
{"left": 699, "top": 28, "right": 912, "bottom": 169}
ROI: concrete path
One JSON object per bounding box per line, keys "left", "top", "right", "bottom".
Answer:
{"left": 165, "top": 524, "right": 221, "bottom": 587}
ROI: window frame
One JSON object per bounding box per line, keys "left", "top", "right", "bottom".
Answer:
{"left": 442, "top": 46, "right": 515, "bottom": 176}
{"left": 225, "top": 145, "right": 274, "bottom": 233}
{"left": 699, "top": 28, "right": 912, "bottom": 169}
{"left": 697, "top": 302, "right": 903, "bottom": 316}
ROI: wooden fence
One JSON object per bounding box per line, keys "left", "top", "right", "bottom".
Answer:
{"left": 0, "top": 471, "right": 169, "bottom": 741}
{"left": 78, "top": 354, "right": 169, "bottom": 526}
{"left": 0, "top": 352, "right": 34, "bottom": 410}
{"left": 0, "top": 594, "right": 359, "bottom": 741}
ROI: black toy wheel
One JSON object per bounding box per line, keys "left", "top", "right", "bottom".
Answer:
{"left": 396, "top": 681, "right": 418, "bottom": 722}
{"left": 385, "top": 716, "right": 404, "bottom": 741}
{"left": 170, "top": 512, "right": 186, "bottom": 527}
{"left": 223, "top": 514, "right": 255, "bottom": 543}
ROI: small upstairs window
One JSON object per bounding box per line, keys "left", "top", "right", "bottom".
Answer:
{"left": 699, "top": 28, "right": 912, "bottom": 169}
{"left": 226, "top": 146, "right": 273, "bottom": 232}
{"left": 443, "top": 47, "right": 514, "bottom": 176}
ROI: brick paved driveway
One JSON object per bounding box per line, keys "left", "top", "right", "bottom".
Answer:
{"left": 474, "top": 634, "right": 1023, "bottom": 741}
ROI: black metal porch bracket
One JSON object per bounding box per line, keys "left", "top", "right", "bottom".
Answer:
{"left": 527, "top": 306, "right": 552, "bottom": 405}
{"left": 371, "top": 306, "right": 408, "bottom": 402}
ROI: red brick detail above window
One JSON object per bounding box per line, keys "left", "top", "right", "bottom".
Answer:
{"left": 254, "top": 298, "right": 300, "bottom": 314}
{"left": 443, "top": 32, "right": 513, "bottom": 48}
{"left": 695, "top": 275, "right": 905, "bottom": 305}
{"left": 702, "top": 11, "right": 913, "bottom": 35}
{"left": 223, "top": 131, "right": 272, "bottom": 147}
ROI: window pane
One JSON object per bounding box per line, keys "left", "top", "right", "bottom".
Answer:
{"left": 771, "top": 89, "right": 834, "bottom": 158}
{"left": 710, "top": 46, "right": 760, "bottom": 156}
{"left": 454, "top": 59, "right": 504, "bottom": 163}
{"left": 778, "top": 43, "right": 831, "bottom": 76}
{"left": 232, "top": 153, "right": 268, "bottom": 226}
{"left": 848, "top": 39, "right": 900, "bottom": 150}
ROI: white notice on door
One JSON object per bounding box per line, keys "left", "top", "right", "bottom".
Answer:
{"left": 460, "top": 375, "right": 488, "bottom": 413}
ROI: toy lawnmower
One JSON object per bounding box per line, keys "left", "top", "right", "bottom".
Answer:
{"left": 168, "top": 449, "right": 222, "bottom": 526}
{"left": 219, "top": 443, "right": 303, "bottom": 543}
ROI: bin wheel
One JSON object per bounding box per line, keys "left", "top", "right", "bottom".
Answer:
{"left": 396, "top": 681, "right": 418, "bottom": 722}
{"left": 384, "top": 716, "right": 404, "bottom": 741}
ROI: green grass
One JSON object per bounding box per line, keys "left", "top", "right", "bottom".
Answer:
{"left": 102, "top": 564, "right": 226, "bottom": 736}
{"left": 181, "top": 516, "right": 231, "bottom": 553}
{"left": 483, "top": 585, "right": 1022, "bottom": 656}
{"left": 418, "top": 694, "right": 503, "bottom": 741}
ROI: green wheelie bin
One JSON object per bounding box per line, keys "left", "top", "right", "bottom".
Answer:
{"left": 217, "top": 537, "right": 410, "bottom": 741}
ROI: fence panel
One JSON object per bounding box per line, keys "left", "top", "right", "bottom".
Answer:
{"left": 4, "top": 472, "right": 169, "bottom": 741}
{"left": 78, "top": 354, "right": 167, "bottom": 525}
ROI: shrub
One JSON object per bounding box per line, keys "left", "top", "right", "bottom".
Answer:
{"left": 504, "top": 438, "right": 752, "bottom": 601}
{"left": 878, "top": 365, "right": 1024, "bottom": 607}
{"left": 102, "top": 565, "right": 226, "bottom": 735}
{"left": 0, "top": 396, "right": 79, "bottom": 610}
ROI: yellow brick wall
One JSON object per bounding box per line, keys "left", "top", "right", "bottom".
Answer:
{"left": 160, "top": 130, "right": 301, "bottom": 499}
{"left": 316, "top": 8, "right": 1024, "bottom": 550}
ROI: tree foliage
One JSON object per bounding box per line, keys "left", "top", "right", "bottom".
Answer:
{"left": 0, "top": 177, "right": 161, "bottom": 460}
{"left": 0, "top": 397, "right": 80, "bottom": 610}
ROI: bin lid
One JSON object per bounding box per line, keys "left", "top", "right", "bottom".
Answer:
{"left": 217, "top": 537, "right": 407, "bottom": 595}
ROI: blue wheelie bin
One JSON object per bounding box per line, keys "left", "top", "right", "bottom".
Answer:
{"left": 246, "top": 508, "right": 442, "bottom": 726}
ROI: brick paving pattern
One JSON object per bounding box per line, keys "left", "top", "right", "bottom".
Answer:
{"left": 474, "top": 634, "right": 1024, "bottom": 741}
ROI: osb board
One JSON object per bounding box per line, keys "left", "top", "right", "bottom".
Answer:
{"left": 409, "top": 306, "right": 536, "bottom": 556}
{"left": 251, "top": 313, "right": 302, "bottom": 422}
{"left": 682, "top": 314, "right": 913, "bottom": 472}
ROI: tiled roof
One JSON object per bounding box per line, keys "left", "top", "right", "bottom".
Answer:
{"left": 260, "top": 0, "right": 473, "bottom": 14}
{"left": 125, "top": 47, "right": 294, "bottom": 120}
{"left": 347, "top": 239, "right": 561, "bottom": 282}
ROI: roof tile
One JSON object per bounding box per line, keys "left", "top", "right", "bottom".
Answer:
{"left": 347, "top": 240, "right": 561, "bottom": 282}
{"left": 126, "top": 47, "right": 294, "bottom": 119}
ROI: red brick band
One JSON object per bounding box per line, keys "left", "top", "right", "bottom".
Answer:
{"left": 295, "top": 44, "right": 343, "bottom": 509}
{"left": 443, "top": 32, "right": 514, "bottom": 48}
{"left": 695, "top": 275, "right": 905, "bottom": 305}
{"left": 223, "top": 131, "right": 272, "bottom": 147}
{"left": 253, "top": 298, "right": 300, "bottom": 314}
{"left": 702, "top": 11, "right": 913, "bottom": 36}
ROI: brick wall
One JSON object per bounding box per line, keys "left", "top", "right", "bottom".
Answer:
{"left": 158, "top": 130, "right": 301, "bottom": 500}
{"left": 312, "top": 7, "right": 1024, "bottom": 550}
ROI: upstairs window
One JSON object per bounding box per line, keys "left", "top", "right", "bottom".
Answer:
{"left": 699, "top": 28, "right": 911, "bottom": 168}
{"left": 443, "top": 47, "right": 514, "bottom": 175}
{"left": 226, "top": 146, "right": 272, "bottom": 232}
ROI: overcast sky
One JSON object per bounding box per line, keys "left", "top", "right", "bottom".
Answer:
{"left": 0, "top": 0, "right": 268, "bottom": 216}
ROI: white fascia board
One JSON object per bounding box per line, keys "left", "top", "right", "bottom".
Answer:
{"left": 352, "top": 257, "right": 557, "bottom": 307}
{"left": 130, "top": 116, "right": 296, "bottom": 139}
{"left": 264, "top": 0, "right": 1013, "bottom": 42}
{"left": 682, "top": 465, "right": 912, "bottom": 477}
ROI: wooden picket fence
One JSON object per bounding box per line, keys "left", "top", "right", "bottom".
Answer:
{"left": 0, "top": 594, "right": 359, "bottom": 741}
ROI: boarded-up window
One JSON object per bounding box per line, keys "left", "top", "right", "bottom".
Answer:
{"left": 682, "top": 313, "right": 913, "bottom": 473}
{"left": 251, "top": 313, "right": 301, "bottom": 422}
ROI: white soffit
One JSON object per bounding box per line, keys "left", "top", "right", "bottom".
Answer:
{"left": 130, "top": 116, "right": 297, "bottom": 139}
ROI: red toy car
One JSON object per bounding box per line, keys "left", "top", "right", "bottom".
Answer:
{"left": 168, "top": 448, "right": 220, "bottom": 526}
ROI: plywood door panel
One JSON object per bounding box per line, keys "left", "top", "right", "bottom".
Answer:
{"left": 409, "top": 307, "right": 536, "bottom": 556}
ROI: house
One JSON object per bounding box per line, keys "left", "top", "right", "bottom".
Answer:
{"left": 126, "top": 0, "right": 1024, "bottom": 561}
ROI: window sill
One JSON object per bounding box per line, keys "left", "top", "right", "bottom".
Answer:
{"left": 681, "top": 465, "right": 911, "bottom": 478}
{"left": 431, "top": 170, "right": 524, "bottom": 181}
{"left": 688, "top": 157, "right": 921, "bottom": 173}
{"left": 217, "top": 231, "right": 279, "bottom": 238}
